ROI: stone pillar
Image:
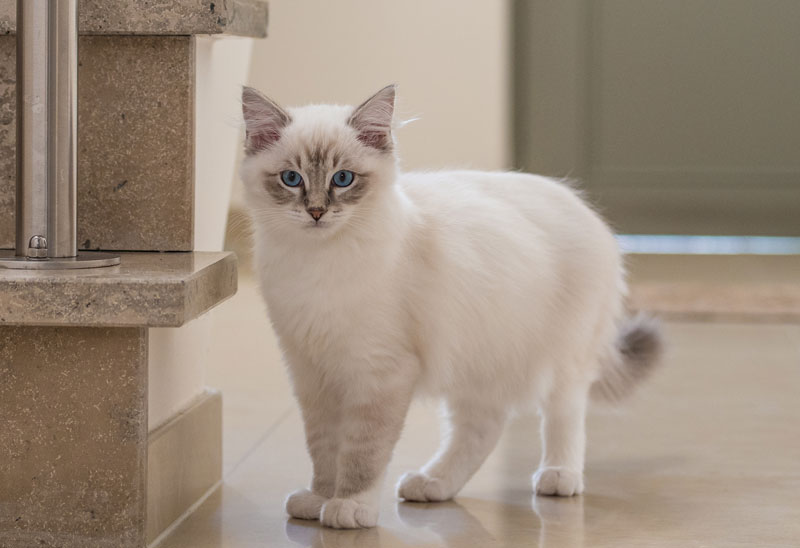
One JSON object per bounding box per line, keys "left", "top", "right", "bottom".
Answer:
{"left": 0, "top": 327, "right": 148, "bottom": 548}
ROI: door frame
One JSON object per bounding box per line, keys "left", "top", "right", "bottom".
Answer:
{"left": 512, "top": 0, "right": 800, "bottom": 235}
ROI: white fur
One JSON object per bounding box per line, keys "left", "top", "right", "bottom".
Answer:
{"left": 241, "top": 92, "right": 629, "bottom": 529}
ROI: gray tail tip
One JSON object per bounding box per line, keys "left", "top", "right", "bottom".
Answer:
{"left": 619, "top": 313, "right": 664, "bottom": 370}
{"left": 591, "top": 313, "right": 665, "bottom": 404}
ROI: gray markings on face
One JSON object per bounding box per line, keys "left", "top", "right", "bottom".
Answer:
{"left": 305, "top": 168, "right": 331, "bottom": 211}
{"left": 309, "top": 145, "right": 324, "bottom": 167}
{"left": 267, "top": 139, "right": 373, "bottom": 210}
{"left": 336, "top": 176, "right": 370, "bottom": 205}
{"left": 265, "top": 174, "right": 295, "bottom": 205}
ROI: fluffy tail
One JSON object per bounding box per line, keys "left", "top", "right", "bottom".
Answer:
{"left": 591, "top": 314, "right": 664, "bottom": 403}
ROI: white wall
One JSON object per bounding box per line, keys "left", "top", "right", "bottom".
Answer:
{"left": 243, "top": 0, "right": 510, "bottom": 173}
{"left": 148, "top": 36, "right": 255, "bottom": 431}
{"left": 194, "top": 36, "right": 256, "bottom": 251}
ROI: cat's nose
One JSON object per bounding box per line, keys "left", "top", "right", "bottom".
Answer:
{"left": 307, "top": 207, "right": 326, "bottom": 221}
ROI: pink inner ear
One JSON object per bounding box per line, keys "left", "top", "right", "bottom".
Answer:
{"left": 246, "top": 127, "right": 282, "bottom": 153}
{"left": 242, "top": 88, "right": 290, "bottom": 154}
{"left": 348, "top": 86, "right": 395, "bottom": 152}
{"left": 356, "top": 129, "right": 391, "bottom": 151}
{"left": 244, "top": 110, "right": 287, "bottom": 153}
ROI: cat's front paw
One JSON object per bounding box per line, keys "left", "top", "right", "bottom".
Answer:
{"left": 532, "top": 467, "right": 584, "bottom": 497}
{"left": 320, "top": 498, "right": 378, "bottom": 529}
{"left": 397, "top": 472, "right": 452, "bottom": 502}
{"left": 285, "top": 488, "right": 328, "bottom": 520}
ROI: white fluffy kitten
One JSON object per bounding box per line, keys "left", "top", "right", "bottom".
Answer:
{"left": 240, "top": 85, "right": 662, "bottom": 529}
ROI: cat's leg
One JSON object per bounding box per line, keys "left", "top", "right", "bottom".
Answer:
{"left": 532, "top": 383, "right": 590, "bottom": 497}
{"left": 285, "top": 379, "right": 341, "bottom": 520}
{"left": 397, "top": 398, "right": 506, "bottom": 502}
{"left": 320, "top": 379, "right": 414, "bottom": 529}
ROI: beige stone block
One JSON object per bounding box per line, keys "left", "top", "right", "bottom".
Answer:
{"left": 78, "top": 35, "right": 195, "bottom": 251}
{"left": 0, "top": 35, "right": 195, "bottom": 251}
{"left": 0, "top": 0, "right": 268, "bottom": 37}
{"left": 0, "top": 326, "right": 148, "bottom": 548}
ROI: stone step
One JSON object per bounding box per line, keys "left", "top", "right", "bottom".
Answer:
{"left": 0, "top": 0, "right": 268, "bottom": 37}
{"left": 0, "top": 251, "right": 237, "bottom": 327}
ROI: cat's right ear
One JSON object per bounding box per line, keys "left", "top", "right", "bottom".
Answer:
{"left": 348, "top": 85, "right": 396, "bottom": 152}
{"left": 241, "top": 87, "right": 291, "bottom": 155}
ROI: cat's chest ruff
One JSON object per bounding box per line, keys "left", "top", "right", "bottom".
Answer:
{"left": 261, "top": 257, "right": 396, "bottom": 334}
{"left": 264, "top": 256, "right": 379, "bottom": 305}
{"left": 257, "top": 234, "right": 408, "bottom": 355}
{"left": 267, "top": 282, "right": 399, "bottom": 367}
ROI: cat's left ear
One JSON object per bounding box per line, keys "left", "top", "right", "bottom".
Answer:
{"left": 348, "top": 85, "right": 396, "bottom": 152}
{"left": 242, "top": 86, "right": 291, "bottom": 155}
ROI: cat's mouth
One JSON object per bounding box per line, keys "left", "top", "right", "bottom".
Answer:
{"left": 305, "top": 220, "right": 331, "bottom": 229}
{"left": 305, "top": 213, "right": 344, "bottom": 229}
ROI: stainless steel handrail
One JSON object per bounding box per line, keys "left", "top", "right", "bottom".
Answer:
{"left": 0, "top": 0, "right": 118, "bottom": 270}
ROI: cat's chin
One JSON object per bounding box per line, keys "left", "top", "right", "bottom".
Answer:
{"left": 304, "top": 221, "right": 334, "bottom": 230}
{"left": 299, "top": 220, "right": 344, "bottom": 237}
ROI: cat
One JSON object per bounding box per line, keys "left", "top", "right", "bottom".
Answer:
{"left": 240, "top": 84, "right": 662, "bottom": 529}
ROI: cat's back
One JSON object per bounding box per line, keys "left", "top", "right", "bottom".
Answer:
{"left": 398, "top": 170, "right": 609, "bottom": 243}
{"left": 395, "top": 170, "right": 622, "bottom": 397}
{"left": 396, "top": 169, "right": 618, "bottom": 298}
{"left": 397, "top": 169, "right": 620, "bottom": 319}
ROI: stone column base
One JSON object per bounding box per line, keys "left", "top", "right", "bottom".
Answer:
{"left": 0, "top": 326, "right": 148, "bottom": 548}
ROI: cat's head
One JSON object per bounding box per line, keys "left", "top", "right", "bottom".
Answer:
{"left": 240, "top": 85, "right": 397, "bottom": 238}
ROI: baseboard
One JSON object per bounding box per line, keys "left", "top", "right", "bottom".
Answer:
{"left": 146, "top": 389, "right": 222, "bottom": 544}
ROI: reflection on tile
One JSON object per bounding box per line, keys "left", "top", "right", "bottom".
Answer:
{"left": 160, "top": 276, "right": 800, "bottom": 548}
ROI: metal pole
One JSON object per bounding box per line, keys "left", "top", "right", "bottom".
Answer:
{"left": 0, "top": 0, "right": 118, "bottom": 270}
{"left": 47, "top": 0, "right": 78, "bottom": 258}
{"left": 15, "top": 0, "right": 49, "bottom": 258}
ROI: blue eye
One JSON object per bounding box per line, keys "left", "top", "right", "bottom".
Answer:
{"left": 280, "top": 170, "right": 303, "bottom": 187}
{"left": 332, "top": 170, "right": 354, "bottom": 187}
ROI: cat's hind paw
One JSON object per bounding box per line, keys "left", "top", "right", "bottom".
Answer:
{"left": 532, "top": 467, "right": 584, "bottom": 497}
{"left": 397, "top": 472, "right": 452, "bottom": 502}
{"left": 320, "top": 498, "right": 378, "bottom": 529}
{"left": 285, "top": 488, "right": 327, "bottom": 520}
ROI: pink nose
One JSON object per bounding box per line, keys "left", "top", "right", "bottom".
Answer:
{"left": 308, "top": 208, "right": 326, "bottom": 221}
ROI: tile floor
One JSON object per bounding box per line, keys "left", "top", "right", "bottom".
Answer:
{"left": 156, "top": 272, "right": 800, "bottom": 548}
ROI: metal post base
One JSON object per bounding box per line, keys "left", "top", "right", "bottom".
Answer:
{"left": 0, "top": 250, "right": 120, "bottom": 270}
